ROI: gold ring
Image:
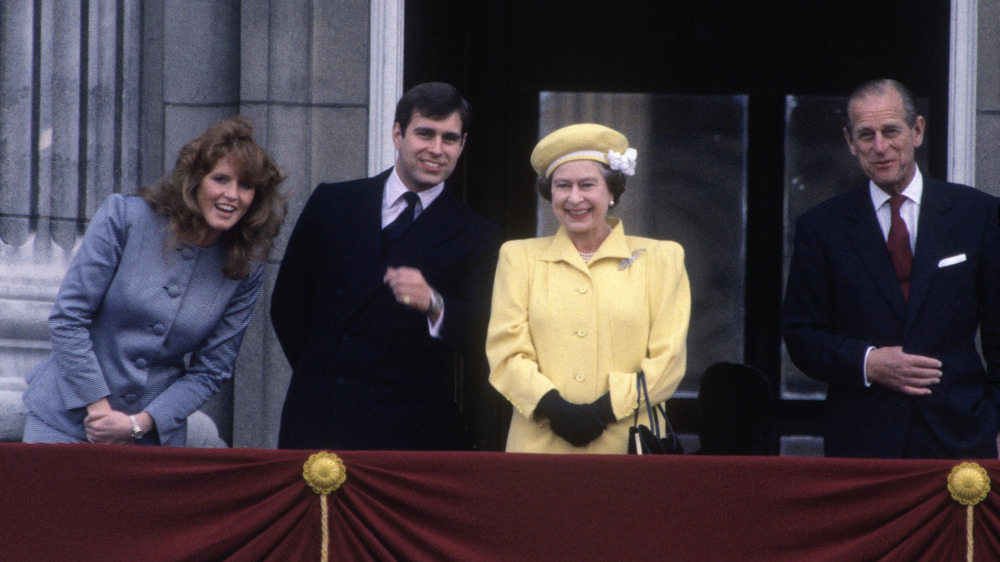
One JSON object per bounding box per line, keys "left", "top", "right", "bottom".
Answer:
{"left": 403, "top": 295, "right": 410, "bottom": 305}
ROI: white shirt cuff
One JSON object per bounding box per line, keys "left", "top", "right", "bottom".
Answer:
{"left": 427, "top": 307, "right": 444, "bottom": 339}
{"left": 862, "top": 346, "right": 875, "bottom": 387}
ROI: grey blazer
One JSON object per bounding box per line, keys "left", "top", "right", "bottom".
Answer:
{"left": 22, "top": 194, "right": 263, "bottom": 445}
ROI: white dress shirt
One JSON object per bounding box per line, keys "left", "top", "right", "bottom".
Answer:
{"left": 863, "top": 166, "right": 923, "bottom": 386}
{"left": 382, "top": 168, "right": 444, "bottom": 227}
{"left": 869, "top": 166, "right": 922, "bottom": 252}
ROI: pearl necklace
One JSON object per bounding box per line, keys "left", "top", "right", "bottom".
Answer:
{"left": 577, "top": 224, "right": 612, "bottom": 263}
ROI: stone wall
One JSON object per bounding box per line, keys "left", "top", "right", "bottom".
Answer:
{"left": 977, "top": 0, "right": 1000, "bottom": 194}
{"left": 233, "top": 0, "right": 374, "bottom": 447}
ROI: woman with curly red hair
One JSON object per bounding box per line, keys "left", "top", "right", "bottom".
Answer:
{"left": 22, "top": 116, "right": 286, "bottom": 446}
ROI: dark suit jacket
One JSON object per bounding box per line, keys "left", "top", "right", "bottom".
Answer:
{"left": 782, "top": 178, "right": 1000, "bottom": 458}
{"left": 271, "top": 169, "right": 502, "bottom": 450}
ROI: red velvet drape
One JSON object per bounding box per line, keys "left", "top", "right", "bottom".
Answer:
{"left": 2, "top": 444, "right": 997, "bottom": 561}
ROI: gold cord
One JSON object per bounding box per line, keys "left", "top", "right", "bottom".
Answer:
{"left": 320, "top": 495, "right": 330, "bottom": 562}
{"left": 303, "top": 452, "right": 347, "bottom": 562}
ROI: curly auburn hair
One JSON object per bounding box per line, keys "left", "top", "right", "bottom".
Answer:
{"left": 138, "top": 115, "right": 287, "bottom": 279}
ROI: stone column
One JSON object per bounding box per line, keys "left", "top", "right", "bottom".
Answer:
{"left": 0, "top": 0, "right": 143, "bottom": 440}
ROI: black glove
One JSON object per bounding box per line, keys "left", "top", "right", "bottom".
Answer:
{"left": 535, "top": 390, "right": 610, "bottom": 447}
{"left": 587, "top": 392, "right": 616, "bottom": 425}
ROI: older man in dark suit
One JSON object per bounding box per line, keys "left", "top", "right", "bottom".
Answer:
{"left": 782, "top": 79, "right": 1000, "bottom": 459}
{"left": 272, "top": 82, "right": 502, "bottom": 450}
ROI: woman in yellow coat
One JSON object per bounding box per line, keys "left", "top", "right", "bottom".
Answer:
{"left": 487, "top": 123, "right": 690, "bottom": 454}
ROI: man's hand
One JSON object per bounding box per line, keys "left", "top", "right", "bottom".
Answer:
{"left": 384, "top": 267, "right": 433, "bottom": 313}
{"left": 866, "top": 346, "right": 942, "bottom": 396}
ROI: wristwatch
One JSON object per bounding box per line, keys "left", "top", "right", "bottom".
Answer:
{"left": 129, "top": 415, "right": 144, "bottom": 440}
{"left": 428, "top": 290, "right": 444, "bottom": 316}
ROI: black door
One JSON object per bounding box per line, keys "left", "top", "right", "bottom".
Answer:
{"left": 405, "top": 0, "right": 952, "bottom": 453}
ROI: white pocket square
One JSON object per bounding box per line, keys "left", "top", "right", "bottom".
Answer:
{"left": 938, "top": 254, "right": 967, "bottom": 268}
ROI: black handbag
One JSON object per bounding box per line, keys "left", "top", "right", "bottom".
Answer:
{"left": 628, "top": 371, "right": 683, "bottom": 454}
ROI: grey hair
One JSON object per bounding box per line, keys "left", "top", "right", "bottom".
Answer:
{"left": 846, "top": 79, "right": 919, "bottom": 130}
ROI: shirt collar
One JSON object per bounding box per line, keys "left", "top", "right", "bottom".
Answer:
{"left": 870, "top": 165, "right": 923, "bottom": 208}
{"left": 541, "top": 218, "right": 631, "bottom": 264}
{"left": 384, "top": 168, "right": 445, "bottom": 211}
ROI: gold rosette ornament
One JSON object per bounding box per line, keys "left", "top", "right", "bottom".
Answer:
{"left": 304, "top": 452, "right": 347, "bottom": 495}
{"left": 303, "top": 452, "right": 347, "bottom": 562}
{"left": 947, "top": 462, "right": 991, "bottom": 562}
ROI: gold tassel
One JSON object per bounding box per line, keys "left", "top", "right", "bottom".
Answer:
{"left": 948, "top": 462, "right": 990, "bottom": 562}
{"left": 304, "top": 452, "right": 348, "bottom": 562}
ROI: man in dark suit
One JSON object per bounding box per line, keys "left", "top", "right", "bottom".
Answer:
{"left": 782, "top": 79, "right": 1000, "bottom": 459}
{"left": 272, "top": 82, "right": 502, "bottom": 450}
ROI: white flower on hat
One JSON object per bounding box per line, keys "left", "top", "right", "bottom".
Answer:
{"left": 607, "top": 147, "right": 637, "bottom": 176}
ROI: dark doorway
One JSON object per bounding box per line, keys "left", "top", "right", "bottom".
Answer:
{"left": 404, "top": 0, "right": 952, "bottom": 452}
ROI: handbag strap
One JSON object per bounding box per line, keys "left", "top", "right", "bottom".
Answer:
{"left": 657, "top": 403, "right": 680, "bottom": 449}
{"left": 632, "top": 373, "right": 642, "bottom": 426}
{"left": 634, "top": 371, "right": 662, "bottom": 440}
{"left": 636, "top": 371, "right": 682, "bottom": 452}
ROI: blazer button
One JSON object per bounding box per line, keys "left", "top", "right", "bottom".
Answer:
{"left": 575, "top": 374, "right": 586, "bottom": 382}
{"left": 151, "top": 323, "right": 166, "bottom": 336}
{"left": 577, "top": 287, "right": 588, "bottom": 294}
{"left": 165, "top": 285, "right": 181, "bottom": 298}
{"left": 135, "top": 357, "right": 148, "bottom": 369}
{"left": 123, "top": 392, "right": 139, "bottom": 405}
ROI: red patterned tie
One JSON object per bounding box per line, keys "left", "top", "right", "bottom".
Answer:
{"left": 886, "top": 194, "right": 913, "bottom": 302}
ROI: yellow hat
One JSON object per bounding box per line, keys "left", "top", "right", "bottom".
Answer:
{"left": 530, "top": 123, "right": 636, "bottom": 178}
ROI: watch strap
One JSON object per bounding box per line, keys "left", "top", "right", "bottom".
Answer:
{"left": 429, "top": 290, "right": 444, "bottom": 316}
{"left": 129, "top": 415, "right": 144, "bottom": 440}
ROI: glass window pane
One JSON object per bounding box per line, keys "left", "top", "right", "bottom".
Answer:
{"left": 537, "top": 92, "right": 748, "bottom": 395}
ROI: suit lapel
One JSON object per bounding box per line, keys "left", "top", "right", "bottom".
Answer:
{"left": 384, "top": 188, "right": 463, "bottom": 265}
{"left": 347, "top": 173, "right": 387, "bottom": 259}
{"left": 844, "top": 188, "right": 907, "bottom": 321}
{"left": 342, "top": 171, "right": 392, "bottom": 314}
{"left": 905, "top": 180, "right": 952, "bottom": 332}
